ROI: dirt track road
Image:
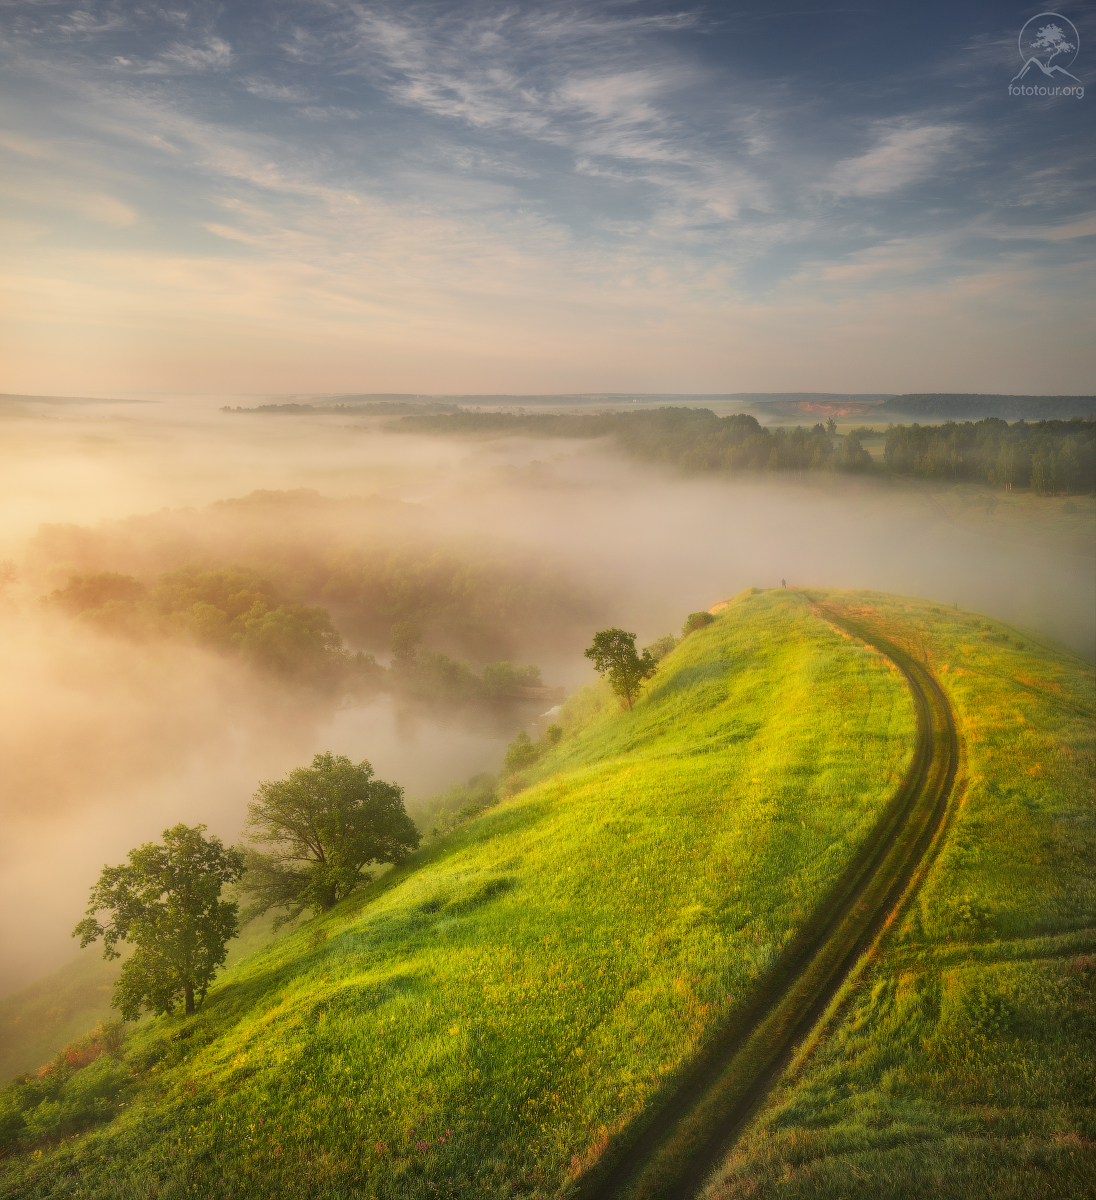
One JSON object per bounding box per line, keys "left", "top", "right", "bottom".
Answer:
{"left": 575, "top": 602, "right": 960, "bottom": 1200}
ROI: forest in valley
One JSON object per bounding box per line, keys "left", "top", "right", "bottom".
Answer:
{"left": 393, "top": 408, "right": 1096, "bottom": 493}
{"left": 882, "top": 418, "right": 1095, "bottom": 492}
{"left": 27, "top": 490, "right": 592, "bottom": 701}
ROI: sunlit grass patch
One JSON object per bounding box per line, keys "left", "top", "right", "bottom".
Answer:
{"left": 703, "top": 589, "right": 1096, "bottom": 1200}
{"left": 0, "top": 589, "right": 917, "bottom": 1198}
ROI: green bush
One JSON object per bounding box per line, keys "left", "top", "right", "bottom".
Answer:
{"left": 503, "top": 730, "right": 541, "bottom": 773}
{"left": 0, "top": 1054, "right": 132, "bottom": 1148}
{"left": 682, "top": 611, "right": 716, "bottom": 637}
{"left": 955, "top": 891, "right": 992, "bottom": 935}
{"left": 644, "top": 633, "right": 678, "bottom": 661}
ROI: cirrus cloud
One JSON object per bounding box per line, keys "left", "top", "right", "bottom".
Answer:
{"left": 824, "top": 121, "right": 962, "bottom": 197}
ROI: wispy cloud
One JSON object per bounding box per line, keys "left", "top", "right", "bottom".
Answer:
{"left": 153, "top": 36, "right": 233, "bottom": 72}
{"left": 244, "top": 79, "right": 315, "bottom": 103}
{"left": 350, "top": 5, "right": 703, "bottom": 159}
{"left": 56, "top": 6, "right": 132, "bottom": 37}
{"left": 0, "top": 0, "right": 1092, "bottom": 391}
{"left": 824, "top": 121, "right": 962, "bottom": 197}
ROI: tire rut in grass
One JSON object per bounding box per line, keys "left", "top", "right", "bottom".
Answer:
{"left": 575, "top": 603, "right": 960, "bottom": 1200}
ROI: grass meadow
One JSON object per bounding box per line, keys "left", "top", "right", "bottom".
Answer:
{"left": 705, "top": 591, "right": 1096, "bottom": 1199}
{"left": 0, "top": 915, "right": 305, "bottom": 1086}
{"left": 0, "top": 590, "right": 917, "bottom": 1199}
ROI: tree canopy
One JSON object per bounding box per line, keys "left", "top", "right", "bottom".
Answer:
{"left": 396, "top": 407, "right": 1096, "bottom": 493}
{"left": 644, "top": 633, "right": 678, "bottom": 662}
{"left": 884, "top": 417, "right": 1095, "bottom": 493}
{"left": 583, "top": 627, "right": 657, "bottom": 711}
{"left": 73, "top": 824, "right": 244, "bottom": 1019}
{"left": 681, "top": 611, "right": 715, "bottom": 637}
{"left": 241, "top": 752, "right": 420, "bottom": 926}
{"left": 43, "top": 564, "right": 547, "bottom": 703}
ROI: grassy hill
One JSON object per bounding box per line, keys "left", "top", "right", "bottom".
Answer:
{"left": 0, "top": 589, "right": 1091, "bottom": 1199}
{"left": 0, "top": 956, "right": 120, "bottom": 1087}
{"left": 0, "top": 915, "right": 302, "bottom": 1085}
{"left": 706, "top": 594, "right": 1096, "bottom": 1199}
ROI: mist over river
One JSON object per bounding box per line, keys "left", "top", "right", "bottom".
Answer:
{"left": 1, "top": 394, "right": 1092, "bottom": 993}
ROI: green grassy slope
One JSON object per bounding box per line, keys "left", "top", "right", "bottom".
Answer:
{"left": 0, "top": 915, "right": 302, "bottom": 1085}
{"left": 0, "top": 957, "right": 119, "bottom": 1086}
{"left": 706, "top": 592, "right": 1096, "bottom": 1199}
{"left": 0, "top": 590, "right": 917, "bottom": 1199}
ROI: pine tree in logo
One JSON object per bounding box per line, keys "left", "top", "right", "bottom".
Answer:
{"left": 1013, "top": 16, "right": 1081, "bottom": 83}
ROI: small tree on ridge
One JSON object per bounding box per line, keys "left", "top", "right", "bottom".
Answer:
{"left": 583, "top": 627, "right": 657, "bottom": 711}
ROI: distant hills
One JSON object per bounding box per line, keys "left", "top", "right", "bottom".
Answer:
{"left": 222, "top": 400, "right": 461, "bottom": 415}
{"left": 880, "top": 394, "right": 1095, "bottom": 421}
{"left": 0, "top": 393, "right": 148, "bottom": 408}
{"left": 285, "top": 392, "right": 1096, "bottom": 423}
{"left": 5, "top": 391, "right": 1093, "bottom": 424}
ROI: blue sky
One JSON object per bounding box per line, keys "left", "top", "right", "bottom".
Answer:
{"left": 1, "top": 1, "right": 1093, "bottom": 394}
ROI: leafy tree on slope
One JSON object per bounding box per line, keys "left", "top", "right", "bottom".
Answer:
{"left": 241, "top": 752, "right": 420, "bottom": 927}
{"left": 584, "top": 627, "right": 657, "bottom": 711}
{"left": 681, "top": 611, "right": 716, "bottom": 637}
{"left": 73, "top": 824, "right": 245, "bottom": 1019}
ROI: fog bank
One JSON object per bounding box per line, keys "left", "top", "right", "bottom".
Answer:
{"left": 1, "top": 395, "right": 1091, "bottom": 995}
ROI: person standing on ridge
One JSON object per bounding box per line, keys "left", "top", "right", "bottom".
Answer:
{"left": 781, "top": 578, "right": 787, "bottom": 588}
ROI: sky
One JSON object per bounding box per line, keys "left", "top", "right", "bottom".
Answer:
{"left": 1, "top": 1, "right": 1094, "bottom": 395}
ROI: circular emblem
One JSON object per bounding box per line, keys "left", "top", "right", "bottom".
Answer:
{"left": 1018, "top": 13, "right": 1080, "bottom": 73}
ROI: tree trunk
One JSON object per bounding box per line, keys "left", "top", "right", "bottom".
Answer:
{"left": 184, "top": 982, "right": 195, "bottom": 1015}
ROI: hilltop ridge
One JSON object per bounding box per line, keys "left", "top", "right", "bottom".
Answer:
{"left": 1, "top": 589, "right": 1092, "bottom": 1199}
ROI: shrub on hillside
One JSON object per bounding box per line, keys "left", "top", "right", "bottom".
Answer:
{"left": 504, "top": 731, "right": 541, "bottom": 773}
{"left": 0, "top": 1023, "right": 132, "bottom": 1149}
{"left": 584, "top": 627, "right": 658, "bottom": 711}
{"left": 961, "top": 984, "right": 1014, "bottom": 1038}
{"left": 644, "top": 633, "right": 678, "bottom": 661}
{"left": 681, "top": 612, "right": 715, "bottom": 637}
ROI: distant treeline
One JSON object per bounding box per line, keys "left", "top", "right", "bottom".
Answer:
{"left": 395, "top": 408, "right": 875, "bottom": 472}
{"left": 223, "top": 401, "right": 460, "bottom": 415}
{"left": 885, "top": 418, "right": 1095, "bottom": 493}
{"left": 220, "top": 393, "right": 1094, "bottom": 422}
{"left": 881, "top": 394, "right": 1095, "bottom": 421}
{"left": 43, "top": 566, "right": 550, "bottom": 702}
{"left": 395, "top": 407, "right": 1095, "bottom": 492}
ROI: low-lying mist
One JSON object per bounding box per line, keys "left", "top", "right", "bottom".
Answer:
{"left": 2, "top": 395, "right": 1092, "bottom": 995}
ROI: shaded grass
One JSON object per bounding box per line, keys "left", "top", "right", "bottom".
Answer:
{"left": 0, "top": 590, "right": 916, "bottom": 1199}
{"left": 0, "top": 958, "right": 119, "bottom": 1087}
{"left": 0, "top": 911, "right": 303, "bottom": 1083}
{"left": 704, "top": 589, "right": 1096, "bottom": 1199}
